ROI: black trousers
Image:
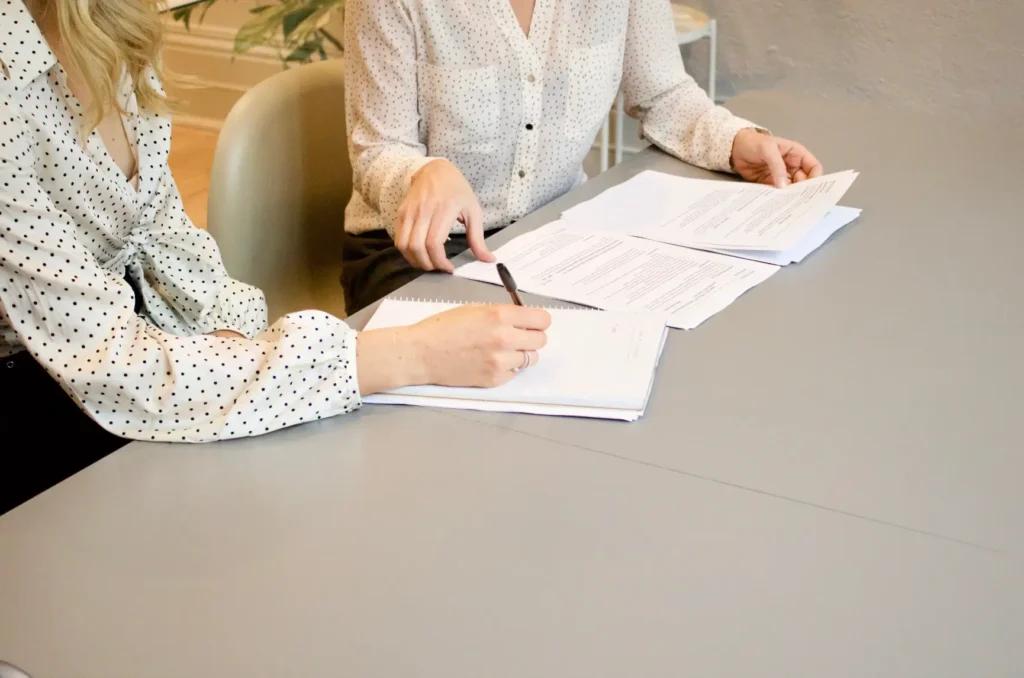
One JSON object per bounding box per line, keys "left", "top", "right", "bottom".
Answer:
{"left": 340, "top": 229, "right": 476, "bottom": 315}
{"left": 0, "top": 351, "right": 127, "bottom": 516}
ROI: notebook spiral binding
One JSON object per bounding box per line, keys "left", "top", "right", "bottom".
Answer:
{"left": 386, "top": 296, "right": 595, "bottom": 312}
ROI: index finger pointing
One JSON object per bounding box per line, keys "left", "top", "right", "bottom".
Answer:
{"left": 465, "top": 203, "right": 495, "bottom": 263}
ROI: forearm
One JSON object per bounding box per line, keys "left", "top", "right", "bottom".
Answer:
{"left": 355, "top": 326, "right": 429, "bottom": 395}
{"left": 622, "top": 0, "right": 757, "bottom": 172}
{"left": 345, "top": 0, "right": 436, "bottom": 230}
{"left": 351, "top": 147, "right": 436, "bottom": 234}
{"left": 64, "top": 312, "right": 362, "bottom": 443}
{"left": 642, "top": 97, "right": 757, "bottom": 172}
{"left": 1, "top": 101, "right": 366, "bottom": 443}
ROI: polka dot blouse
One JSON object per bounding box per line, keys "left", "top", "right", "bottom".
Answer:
{"left": 344, "top": 0, "right": 758, "bottom": 237}
{"left": 0, "top": 0, "right": 360, "bottom": 443}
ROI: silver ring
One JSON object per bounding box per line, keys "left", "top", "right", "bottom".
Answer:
{"left": 513, "top": 350, "right": 532, "bottom": 373}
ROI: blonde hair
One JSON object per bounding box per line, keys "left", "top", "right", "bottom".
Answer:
{"left": 53, "top": 0, "right": 170, "bottom": 133}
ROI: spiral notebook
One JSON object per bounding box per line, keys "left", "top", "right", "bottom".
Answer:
{"left": 362, "top": 299, "right": 669, "bottom": 421}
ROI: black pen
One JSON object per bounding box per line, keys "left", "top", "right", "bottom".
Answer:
{"left": 496, "top": 263, "right": 524, "bottom": 306}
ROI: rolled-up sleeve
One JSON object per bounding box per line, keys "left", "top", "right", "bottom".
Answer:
{"left": 621, "top": 0, "right": 758, "bottom": 172}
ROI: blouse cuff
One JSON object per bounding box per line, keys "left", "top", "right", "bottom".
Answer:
{"left": 335, "top": 325, "right": 363, "bottom": 411}
{"left": 194, "top": 278, "right": 269, "bottom": 339}
{"left": 405, "top": 156, "right": 439, "bottom": 185}
{"left": 315, "top": 318, "right": 363, "bottom": 414}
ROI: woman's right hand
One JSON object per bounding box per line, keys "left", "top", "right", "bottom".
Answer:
{"left": 410, "top": 305, "right": 550, "bottom": 387}
{"left": 394, "top": 159, "right": 495, "bottom": 273}
{"left": 356, "top": 305, "right": 551, "bottom": 394}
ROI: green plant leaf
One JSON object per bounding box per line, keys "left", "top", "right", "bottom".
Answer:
{"left": 227, "top": 0, "right": 345, "bottom": 58}
{"left": 197, "top": 0, "right": 217, "bottom": 23}
{"left": 233, "top": 4, "right": 288, "bottom": 54}
{"left": 282, "top": 6, "right": 318, "bottom": 38}
{"left": 279, "top": 5, "right": 337, "bottom": 55}
{"left": 170, "top": 0, "right": 222, "bottom": 29}
{"left": 171, "top": 5, "right": 196, "bottom": 31}
{"left": 319, "top": 27, "right": 343, "bottom": 52}
{"left": 285, "top": 37, "right": 323, "bottom": 63}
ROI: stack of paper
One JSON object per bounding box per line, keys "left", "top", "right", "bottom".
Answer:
{"left": 362, "top": 299, "right": 668, "bottom": 421}
{"left": 457, "top": 170, "right": 860, "bottom": 328}
{"left": 561, "top": 170, "right": 860, "bottom": 265}
{"left": 456, "top": 222, "right": 777, "bottom": 330}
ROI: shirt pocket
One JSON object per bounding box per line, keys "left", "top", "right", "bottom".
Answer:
{"left": 564, "top": 41, "right": 623, "bottom": 143}
{"left": 419, "top": 61, "right": 500, "bottom": 155}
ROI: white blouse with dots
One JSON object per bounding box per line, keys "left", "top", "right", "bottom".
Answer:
{"left": 0, "top": 0, "right": 360, "bottom": 443}
{"left": 344, "top": 0, "right": 758, "bottom": 236}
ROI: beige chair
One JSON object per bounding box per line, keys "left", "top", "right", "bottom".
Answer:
{"left": 207, "top": 60, "right": 350, "bottom": 320}
{"left": 0, "top": 662, "right": 32, "bottom": 678}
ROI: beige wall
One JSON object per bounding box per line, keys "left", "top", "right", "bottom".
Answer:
{"left": 164, "top": 1, "right": 342, "bottom": 128}
{"left": 168, "top": 0, "right": 1024, "bottom": 132}
{"left": 689, "top": 0, "right": 1024, "bottom": 116}
{"left": 194, "top": 0, "right": 263, "bottom": 26}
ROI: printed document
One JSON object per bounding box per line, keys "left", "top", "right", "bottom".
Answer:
{"left": 456, "top": 222, "right": 778, "bottom": 330}
{"left": 562, "top": 170, "right": 859, "bottom": 255}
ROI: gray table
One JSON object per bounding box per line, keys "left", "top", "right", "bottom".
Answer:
{"left": 2, "top": 93, "right": 1022, "bottom": 677}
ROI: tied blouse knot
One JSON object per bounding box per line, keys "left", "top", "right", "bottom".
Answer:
{"left": 0, "top": 0, "right": 361, "bottom": 442}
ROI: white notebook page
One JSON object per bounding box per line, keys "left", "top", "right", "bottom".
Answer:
{"left": 362, "top": 299, "right": 668, "bottom": 418}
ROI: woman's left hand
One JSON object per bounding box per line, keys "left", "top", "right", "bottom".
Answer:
{"left": 731, "top": 129, "right": 824, "bottom": 188}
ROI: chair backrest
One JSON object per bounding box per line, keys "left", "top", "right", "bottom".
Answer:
{"left": 0, "top": 661, "right": 31, "bottom": 678}
{"left": 207, "top": 60, "right": 351, "bottom": 320}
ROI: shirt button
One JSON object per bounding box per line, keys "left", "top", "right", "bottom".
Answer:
{"left": 525, "top": 123, "right": 534, "bottom": 130}
{"left": 527, "top": 74, "right": 536, "bottom": 83}
{"left": 518, "top": 169, "right": 526, "bottom": 178}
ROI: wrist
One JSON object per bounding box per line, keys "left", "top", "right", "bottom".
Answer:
{"left": 730, "top": 127, "right": 767, "bottom": 171}
{"left": 356, "top": 326, "right": 430, "bottom": 395}
{"left": 393, "top": 324, "right": 432, "bottom": 386}
{"left": 411, "top": 157, "right": 449, "bottom": 184}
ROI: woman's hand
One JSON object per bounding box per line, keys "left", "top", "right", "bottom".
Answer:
{"left": 394, "top": 159, "right": 495, "bottom": 273}
{"left": 410, "top": 304, "right": 550, "bottom": 386}
{"left": 731, "top": 129, "right": 824, "bottom": 188}
{"left": 356, "top": 304, "right": 551, "bottom": 394}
